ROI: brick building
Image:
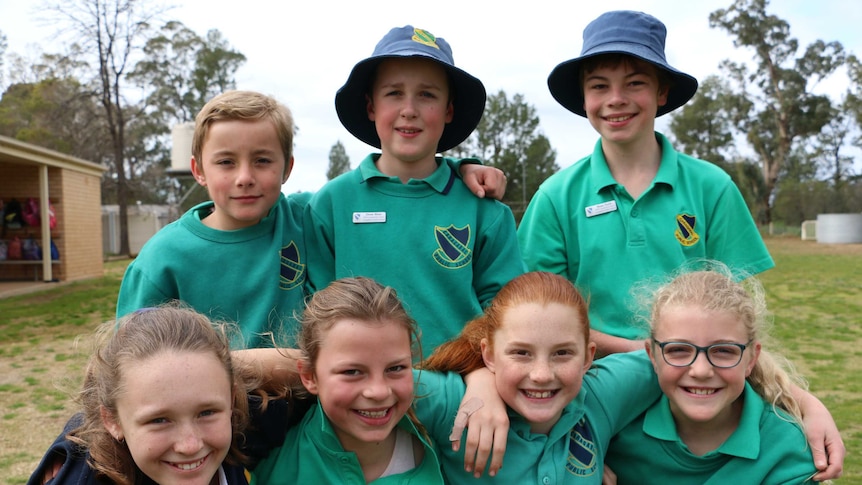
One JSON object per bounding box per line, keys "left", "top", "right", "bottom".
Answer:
{"left": 0, "top": 135, "right": 106, "bottom": 282}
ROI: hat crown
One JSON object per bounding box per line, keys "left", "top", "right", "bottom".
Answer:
{"left": 372, "top": 26, "right": 455, "bottom": 66}
{"left": 582, "top": 10, "right": 668, "bottom": 63}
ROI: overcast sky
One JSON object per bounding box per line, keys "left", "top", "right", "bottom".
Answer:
{"left": 2, "top": 0, "right": 859, "bottom": 193}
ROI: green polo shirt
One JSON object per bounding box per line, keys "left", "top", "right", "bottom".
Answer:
{"left": 519, "top": 133, "right": 774, "bottom": 339}
{"left": 606, "top": 383, "right": 818, "bottom": 484}
{"left": 305, "top": 154, "right": 525, "bottom": 356}
{"left": 250, "top": 400, "right": 443, "bottom": 484}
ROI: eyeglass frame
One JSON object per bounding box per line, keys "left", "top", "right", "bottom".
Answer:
{"left": 650, "top": 338, "right": 754, "bottom": 369}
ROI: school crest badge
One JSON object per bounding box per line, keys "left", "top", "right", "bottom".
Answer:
{"left": 674, "top": 213, "right": 700, "bottom": 247}
{"left": 566, "top": 418, "right": 598, "bottom": 477}
{"left": 432, "top": 224, "right": 472, "bottom": 269}
{"left": 279, "top": 241, "right": 305, "bottom": 290}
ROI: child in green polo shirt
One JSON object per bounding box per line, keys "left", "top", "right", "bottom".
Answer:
{"left": 518, "top": 10, "right": 773, "bottom": 357}
{"left": 605, "top": 265, "right": 821, "bottom": 483}
{"left": 305, "top": 25, "right": 524, "bottom": 357}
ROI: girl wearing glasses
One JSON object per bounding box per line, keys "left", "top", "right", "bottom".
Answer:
{"left": 604, "top": 265, "right": 820, "bottom": 484}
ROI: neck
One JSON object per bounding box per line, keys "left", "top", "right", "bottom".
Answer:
{"left": 601, "top": 133, "right": 661, "bottom": 200}
{"left": 338, "top": 430, "right": 398, "bottom": 482}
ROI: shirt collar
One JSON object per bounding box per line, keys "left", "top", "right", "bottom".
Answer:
{"left": 589, "top": 132, "right": 680, "bottom": 194}
{"left": 358, "top": 154, "right": 454, "bottom": 194}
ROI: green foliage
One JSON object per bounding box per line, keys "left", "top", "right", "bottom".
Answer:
{"left": 449, "top": 90, "right": 558, "bottom": 219}
{"left": 327, "top": 140, "right": 351, "bottom": 180}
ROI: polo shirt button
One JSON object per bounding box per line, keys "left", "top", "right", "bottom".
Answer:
{"left": 340, "top": 456, "right": 349, "bottom": 463}
{"left": 631, "top": 209, "right": 639, "bottom": 217}
{"left": 542, "top": 476, "right": 550, "bottom": 484}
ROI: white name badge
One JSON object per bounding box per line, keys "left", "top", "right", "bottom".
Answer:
{"left": 353, "top": 212, "right": 387, "bottom": 224}
{"left": 584, "top": 201, "right": 618, "bottom": 218}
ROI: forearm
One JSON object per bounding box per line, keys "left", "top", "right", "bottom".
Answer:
{"left": 232, "top": 348, "right": 302, "bottom": 393}
{"left": 591, "top": 329, "right": 645, "bottom": 358}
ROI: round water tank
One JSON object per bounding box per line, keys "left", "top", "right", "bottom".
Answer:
{"left": 169, "top": 122, "right": 195, "bottom": 175}
{"left": 816, "top": 213, "right": 862, "bottom": 244}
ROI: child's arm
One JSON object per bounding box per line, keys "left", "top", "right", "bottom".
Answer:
{"left": 232, "top": 348, "right": 303, "bottom": 392}
{"left": 591, "top": 329, "right": 646, "bottom": 358}
{"left": 450, "top": 368, "right": 509, "bottom": 478}
{"left": 794, "top": 386, "right": 845, "bottom": 481}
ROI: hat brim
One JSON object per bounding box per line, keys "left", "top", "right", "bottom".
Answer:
{"left": 335, "top": 55, "right": 486, "bottom": 153}
{"left": 547, "top": 46, "right": 698, "bottom": 118}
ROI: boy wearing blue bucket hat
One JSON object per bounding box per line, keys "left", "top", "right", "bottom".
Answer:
{"left": 518, "top": 10, "right": 773, "bottom": 357}
{"left": 304, "top": 26, "right": 525, "bottom": 356}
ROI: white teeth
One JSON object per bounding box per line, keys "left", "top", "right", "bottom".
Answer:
{"left": 357, "top": 409, "right": 387, "bottom": 418}
{"left": 524, "top": 390, "right": 554, "bottom": 399}
{"left": 607, "top": 115, "right": 632, "bottom": 122}
{"left": 175, "top": 457, "right": 204, "bottom": 470}
{"left": 687, "top": 388, "right": 716, "bottom": 395}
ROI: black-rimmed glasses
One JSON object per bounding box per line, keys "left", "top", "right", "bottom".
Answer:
{"left": 652, "top": 339, "right": 753, "bottom": 368}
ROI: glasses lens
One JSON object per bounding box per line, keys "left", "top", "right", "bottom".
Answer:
{"left": 708, "top": 344, "right": 743, "bottom": 367}
{"left": 662, "top": 342, "right": 696, "bottom": 366}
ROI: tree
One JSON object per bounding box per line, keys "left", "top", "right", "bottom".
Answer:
{"left": 327, "top": 140, "right": 351, "bottom": 180}
{"left": 48, "top": 0, "right": 165, "bottom": 256}
{"left": 450, "top": 90, "right": 558, "bottom": 218}
{"left": 709, "top": 0, "right": 845, "bottom": 225}
{"left": 0, "top": 30, "right": 7, "bottom": 89}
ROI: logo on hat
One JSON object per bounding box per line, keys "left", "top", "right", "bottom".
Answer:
{"left": 433, "top": 224, "right": 472, "bottom": 269}
{"left": 412, "top": 28, "right": 440, "bottom": 50}
{"left": 279, "top": 241, "right": 305, "bottom": 290}
{"left": 674, "top": 213, "right": 700, "bottom": 247}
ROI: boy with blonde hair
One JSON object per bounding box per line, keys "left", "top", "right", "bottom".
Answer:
{"left": 305, "top": 26, "right": 524, "bottom": 356}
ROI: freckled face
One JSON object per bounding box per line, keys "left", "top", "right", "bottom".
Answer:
{"left": 102, "top": 351, "right": 234, "bottom": 485}
{"left": 648, "top": 304, "right": 760, "bottom": 432}
{"left": 482, "top": 302, "right": 595, "bottom": 434}
{"left": 299, "top": 319, "right": 415, "bottom": 452}
{"left": 367, "top": 58, "right": 454, "bottom": 175}
{"left": 191, "top": 118, "right": 292, "bottom": 230}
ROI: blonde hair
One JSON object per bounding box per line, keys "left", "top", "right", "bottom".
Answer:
{"left": 648, "top": 263, "right": 806, "bottom": 423}
{"left": 422, "top": 272, "right": 590, "bottom": 374}
{"left": 68, "top": 304, "right": 256, "bottom": 485}
{"left": 192, "top": 90, "right": 295, "bottom": 171}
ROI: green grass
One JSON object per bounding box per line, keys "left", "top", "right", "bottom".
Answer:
{"left": 0, "top": 242, "right": 859, "bottom": 482}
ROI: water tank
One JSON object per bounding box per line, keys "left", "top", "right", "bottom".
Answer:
{"left": 816, "top": 213, "right": 862, "bottom": 244}
{"left": 168, "top": 122, "right": 195, "bottom": 176}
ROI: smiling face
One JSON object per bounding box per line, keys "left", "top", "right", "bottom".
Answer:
{"left": 582, "top": 57, "right": 668, "bottom": 148}
{"left": 191, "top": 118, "right": 293, "bottom": 231}
{"left": 481, "top": 302, "right": 595, "bottom": 434}
{"left": 648, "top": 304, "right": 760, "bottom": 434}
{"left": 102, "top": 350, "right": 233, "bottom": 485}
{"left": 299, "top": 318, "right": 415, "bottom": 452}
{"left": 366, "top": 57, "right": 454, "bottom": 180}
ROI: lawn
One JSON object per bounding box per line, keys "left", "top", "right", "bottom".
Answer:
{"left": 0, "top": 238, "right": 859, "bottom": 484}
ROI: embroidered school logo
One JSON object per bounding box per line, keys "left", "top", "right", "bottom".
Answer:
{"left": 674, "top": 213, "right": 700, "bottom": 247}
{"left": 412, "top": 28, "right": 440, "bottom": 49}
{"left": 432, "top": 224, "right": 472, "bottom": 269}
{"left": 279, "top": 241, "right": 305, "bottom": 290}
{"left": 565, "top": 418, "right": 598, "bottom": 477}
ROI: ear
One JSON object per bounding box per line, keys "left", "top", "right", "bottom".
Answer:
{"left": 190, "top": 156, "right": 206, "bottom": 186}
{"left": 100, "top": 405, "right": 123, "bottom": 442}
{"left": 444, "top": 101, "right": 454, "bottom": 124}
{"left": 745, "top": 341, "right": 762, "bottom": 378}
{"left": 583, "top": 341, "right": 597, "bottom": 372}
{"left": 297, "top": 359, "right": 319, "bottom": 395}
{"left": 645, "top": 339, "right": 660, "bottom": 373}
{"left": 283, "top": 156, "right": 295, "bottom": 183}
{"left": 480, "top": 338, "right": 495, "bottom": 373}
{"left": 657, "top": 85, "right": 670, "bottom": 108}
{"left": 366, "top": 94, "right": 376, "bottom": 122}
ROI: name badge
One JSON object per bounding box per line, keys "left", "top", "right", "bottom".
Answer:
{"left": 584, "top": 201, "right": 617, "bottom": 218}
{"left": 353, "top": 212, "right": 387, "bottom": 224}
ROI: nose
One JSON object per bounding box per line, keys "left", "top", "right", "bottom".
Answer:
{"left": 236, "top": 162, "right": 255, "bottom": 187}
{"left": 687, "top": 351, "right": 714, "bottom": 379}
{"left": 362, "top": 376, "right": 392, "bottom": 401}
{"left": 529, "top": 359, "right": 554, "bottom": 384}
{"left": 400, "top": 97, "right": 418, "bottom": 119}
{"left": 606, "top": 85, "right": 628, "bottom": 106}
{"left": 173, "top": 423, "right": 204, "bottom": 455}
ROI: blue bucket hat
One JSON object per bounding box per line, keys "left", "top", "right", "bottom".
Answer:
{"left": 335, "top": 25, "right": 486, "bottom": 153}
{"left": 547, "top": 10, "right": 698, "bottom": 118}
